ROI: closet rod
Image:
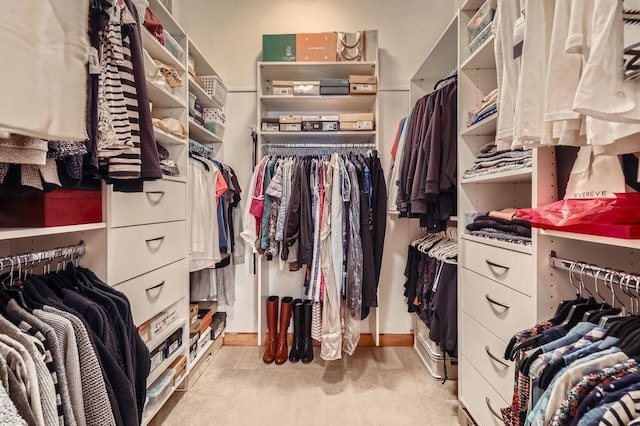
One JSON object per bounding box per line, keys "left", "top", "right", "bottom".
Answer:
{"left": 549, "top": 251, "right": 640, "bottom": 289}
{"left": 0, "top": 241, "right": 85, "bottom": 271}
{"left": 263, "top": 143, "right": 376, "bottom": 149}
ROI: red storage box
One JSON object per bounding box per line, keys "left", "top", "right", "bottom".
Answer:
{"left": 0, "top": 189, "right": 102, "bottom": 227}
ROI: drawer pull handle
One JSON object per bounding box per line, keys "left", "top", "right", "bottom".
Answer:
{"left": 485, "top": 346, "right": 509, "bottom": 368}
{"left": 145, "top": 281, "right": 165, "bottom": 292}
{"left": 145, "top": 191, "right": 165, "bottom": 205}
{"left": 145, "top": 236, "right": 165, "bottom": 244}
{"left": 485, "top": 260, "right": 510, "bottom": 271}
{"left": 486, "top": 397, "right": 503, "bottom": 421}
{"left": 485, "top": 295, "right": 510, "bottom": 310}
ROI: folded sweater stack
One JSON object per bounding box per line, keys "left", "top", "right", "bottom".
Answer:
{"left": 466, "top": 208, "right": 532, "bottom": 247}
{"left": 469, "top": 88, "right": 498, "bottom": 126}
{"left": 463, "top": 142, "right": 532, "bottom": 179}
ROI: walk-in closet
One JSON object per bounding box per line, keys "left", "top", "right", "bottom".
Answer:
{"left": 2, "top": 0, "right": 639, "bottom": 425}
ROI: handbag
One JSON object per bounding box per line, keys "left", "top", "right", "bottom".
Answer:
{"left": 564, "top": 146, "right": 626, "bottom": 199}
{"left": 337, "top": 32, "right": 365, "bottom": 62}
{"left": 144, "top": 8, "right": 164, "bottom": 45}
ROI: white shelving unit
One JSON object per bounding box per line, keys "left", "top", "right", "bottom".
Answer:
{"left": 460, "top": 167, "right": 533, "bottom": 184}
{"left": 255, "top": 55, "right": 380, "bottom": 346}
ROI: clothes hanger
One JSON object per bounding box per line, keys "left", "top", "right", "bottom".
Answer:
{"left": 589, "top": 269, "right": 622, "bottom": 324}
{"left": 189, "top": 151, "right": 210, "bottom": 171}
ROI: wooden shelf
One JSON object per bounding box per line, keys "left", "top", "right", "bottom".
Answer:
{"left": 461, "top": 167, "right": 532, "bottom": 184}
{"left": 461, "top": 234, "right": 533, "bottom": 255}
{"left": 148, "top": 346, "right": 186, "bottom": 386}
{"left": 0, "top": 223, "right": 106, "bottom": 241}
{"left": 188, "top": 118, "right": 223, "bottom": 144}
{"left": 142, "top": 370, "right": 187, "bottom": 426}
{"left": 539, "top": 229, "right": 640, "bottom": 249}
{"left": 188, "top": 77, "right": 219, "bottom": 108}
{"left": 461, "top": 34, "right": 496, "bottom": 70}
{"left": 259, "top": 61, "right": 376, "bottom": 82}
{"left": 461, "top": 114, "right": 497, "bottom": 136}
{"left": 147, "top": 79, "right": 185, "bottom": 108}
{"left": 260, "top": 95, "right": 375, "bottom": 113}
{"left": 260, "top": 131, "right": 376, "bottom": 144}
{"left": 154, "top": 127, "right": 187, "bottom": 146}
{"left": 142, "top": 29, "right": 185, "bottom": 72}
{"left": 146, "top": 319, "right": 187, "bottom": 351}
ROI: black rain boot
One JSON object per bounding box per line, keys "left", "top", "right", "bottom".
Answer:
{"left": 288, "top": 299, "right": 303, "bottom": 362}
{"left": 301, "top": 300, "right": 314, "bottom": 364}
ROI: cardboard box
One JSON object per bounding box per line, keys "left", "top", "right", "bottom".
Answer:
{"left": 339, "top": 113, "right": 374, "bottom": 122}
{"left": 279, "top": 115, "right": 302, "bottom": 123}
{"left": 263, "top": 34, "right": 296, "bottom": 62}
{"left": 340, "top": 121, "right": 375, "bottom": 131}
{"left": 322, "top": 122, "right": 339, "bottom": 131}
{"left": 169, "top": 355, "right": 187, "bottom": 385}
{"left": 261, "top": 118, "right": 280, "bottom": 132}
{"left": 350, "top": 83, "right": 377, "bottom": 94}
{"left": 280, "top": 123, "right": 302, "bottom": 132}
{"left": 150, "top": 311, "right": 167, "bottom": 339}
{"left": 189, "top": 304, "right": 198, "bottom": 326}
{"left": 164, "top": 328, "right": 183, "bottom": 358}
{"left": 320, "top": 78, "right": 349, "bottom": 87}
{"left": 198, "top": 309, "right": 214, "bottom": 335}
{"left": 189, "top": 319, "right": 201, "bottom": 334}
{"left": 0, "top": 189, "right": 102, "bottom": 227}
{"left": 271, "top": 80, "right": 294, "bottom": 96}
{"left": 293, "top": 81, "right": 320, "bottom": 96}
{"left": 320, "top": 115, "right": 340, "bottom": 121}
{"left": 150, "top": 341, "right": 166, "bottom": 372}
{"left": 198, "top": 326, "right": 212, "bottom": 349}
{"left": 302, "top": 121, "right": 322, "bottom": 132}
{"left": 349, "top": 75, "right": 377, "bottom": 84}
{"left": 212, "top": 312, "right": 227, "bottom": 340}
{"left": 296, "top": 32, "right": 337, "bottom": 62}
{"left": 302, "top": 115, "right": 322, "bottom": 121}
{"left": 138, "top": 321, "right": 151, "bottom": 343}
{"left": 320, "top": 86, "right": 350, "bottom": 95}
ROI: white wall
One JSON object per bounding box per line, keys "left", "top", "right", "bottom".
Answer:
{"left": 179, "top": 0, "right": 455, "bottom": 334}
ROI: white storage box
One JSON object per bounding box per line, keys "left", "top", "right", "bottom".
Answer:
{"left": 202, "top": 75, "right": 228, "bottom": 108}
{"left": 414, "top": 332, "right": 458, "bottom": 380}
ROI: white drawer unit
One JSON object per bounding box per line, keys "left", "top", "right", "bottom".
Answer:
{"left": 109, "top": 180, "right": 187, "bottom": 228}
{"left": 461, "top": 268, "right": 535, "bottom": 344}
{"left": 461, "top": 313, "right": 514, "bottom": 399}
{"left": 460, "top": 357, "right": 508, "bottom": 426}
{"left": 461, "top": 238, "right": 534, "bottom": 296}
{"left": 115, "top": 259, "right": 187, "bottom": 325}
{"left": 109, "top": 220, "right": 186, "bottom": 284}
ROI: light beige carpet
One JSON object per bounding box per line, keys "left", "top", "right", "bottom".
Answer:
{"left": 151, "top": 346, "right": 459, "bottom": 426}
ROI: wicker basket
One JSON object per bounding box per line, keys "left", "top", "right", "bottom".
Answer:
{"left": 201, "top": 75, "right": 228, "bottom": 108}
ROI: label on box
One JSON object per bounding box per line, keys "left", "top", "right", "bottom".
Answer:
{"left": 150, "top": 352, "right": 163, "bottom": 371}
{"left": 320, "top": 115, "right": 340, "bottom": 121}
{"left": 214, "top": 323, "right": 225, "bottom": 340}
{"left": 262, "top": 123, "right": 280, "bottom": 132}
{"left": 302, "top": 115, "right": 322, "bottom": 121}
{"left": 281, "top": 123, "right": 301, "bottom": 132}
{"left": 322, "top": 121, "right": 339, "bottom": 131}
{"left": 351, "top": 83, "right": 375, "bottom": 92}
{"left": 167, "top": 340, "right": 180, "bottom": 357}
{"left": 273, "top": 87, "right": 292, "bottom": 95}
{"left": 303, "top": 121, "right": 322, "bottom": 131}
{"left": 355, "top": 120, "right": 374, "bottom": 130}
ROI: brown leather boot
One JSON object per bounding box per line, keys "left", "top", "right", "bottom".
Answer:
{"left": 263, "top": 296, "right": 279, "bottom": 364}
{"left": 275, "top": 297, "right": 293, "bottom": 364}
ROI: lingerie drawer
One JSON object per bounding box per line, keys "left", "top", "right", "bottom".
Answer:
{"left": 461, "top": 237, "right": 534, "bottom": 296}
{"left": 109, "top": 220, "right": 186, "bottom": 284}
{"left": 109, "top": 179, "right": 186, "bottom": 228}
{"left": 461, "top": 268, "right": 535, "bottom": 344}
{"left": 114, "top": 259, "right": 187, "bottom": 325}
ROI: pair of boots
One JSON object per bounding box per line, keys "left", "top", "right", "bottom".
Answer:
{"left": 262, "top": 296, "right": 313, "bottom": 364}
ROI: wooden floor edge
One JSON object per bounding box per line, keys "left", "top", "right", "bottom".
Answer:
{"left": 223, "top": 332, "right": 414, "bottom": 347}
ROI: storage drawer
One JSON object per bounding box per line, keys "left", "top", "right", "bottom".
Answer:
{"left": 460, "top": 357, "right": 508, "bottom": 426}
{"left": 110, "top": 180, "right": 186, "bottom": 228}
{"left": 461, "top": 313, "right": 514, "bottom": 399}
{"left": 413, "top": 313, "right": 443, "bottom": 357}
{"left": 110, "top": 221, "right": 186, "bottom": 284}
{"left": 461, "top": 268, "right": 535, "bottom": 343}
{"left": 461, "top": 238, "right": 534, "bottom": 296}
{"left": 115, "top": 259, "right": 187, "bottom": 325}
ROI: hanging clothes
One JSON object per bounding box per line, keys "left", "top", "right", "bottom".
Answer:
{"left": 393, "top": 79, "right": 457, "bottom": 232}
{"left": 242, "top": 150, "right": 387, "bottom": 359}
{"left": 0, "top": 263, "right": 150, "bottom": 426}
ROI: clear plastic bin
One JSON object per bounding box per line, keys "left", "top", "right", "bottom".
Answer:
{"left": 469, "top": 23, "right": 494, "bottom": 54}
{"left": 467, "top": 0, "right": 496, "bottom": 42}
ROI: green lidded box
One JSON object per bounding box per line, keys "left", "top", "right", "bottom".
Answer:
{"left": 262, "top": 34, "right": 296, "bottom": 62}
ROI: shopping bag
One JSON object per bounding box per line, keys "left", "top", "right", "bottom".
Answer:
{"left": 564, "top": 146, "right": 626, "bottom": 199}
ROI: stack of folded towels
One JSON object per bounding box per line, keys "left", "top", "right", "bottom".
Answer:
{"left": 463, "top": 142, "right": 532, "bottom": 179}
{"left": 469, "top": 88, "right": 498, "bottom": 126}
{"left": 465, "top": 208, "right": 532, "bottom": 247}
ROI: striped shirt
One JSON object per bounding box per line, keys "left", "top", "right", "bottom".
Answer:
{"left": 600, "top": 389, "right": 640, "bottom": 425}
